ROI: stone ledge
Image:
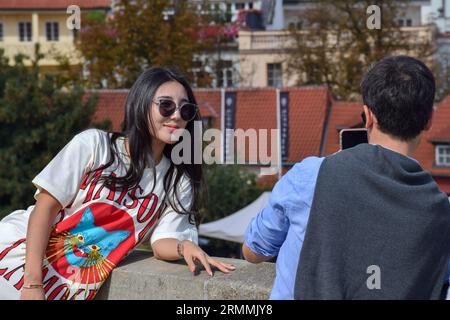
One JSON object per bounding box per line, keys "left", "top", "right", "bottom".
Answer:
{"left": 96, "top": 250, "right": 275, "bottom": 300}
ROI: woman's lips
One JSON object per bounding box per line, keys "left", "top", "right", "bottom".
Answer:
{"left": 164, "top": 124, "right": 179, "bottom": 132}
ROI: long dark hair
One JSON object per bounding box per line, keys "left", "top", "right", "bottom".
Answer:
{"left": 91, "top": 67, "right": 202, "bottom": 225}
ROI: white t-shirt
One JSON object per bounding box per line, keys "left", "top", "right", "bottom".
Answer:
{"left": 0, "top": 129, "right": 197, "bottom": 300}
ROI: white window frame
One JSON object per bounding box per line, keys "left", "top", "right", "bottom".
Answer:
{"left": 18, "top": 22, "right": 32, "bottom": 42}
{"left": 235, "top": 3, "right": 246, "bottom": 10}
{"left": 217, "top": 61, "right": 234, "bottom": 88}
{"left": 267, "top": 63, "right": 283, "bottom": 87}
{"left": 46, "top": 21, "right": 59, "bottom": 41}
{"left": 436, "top": 145, "right": 450, "bottom": 167}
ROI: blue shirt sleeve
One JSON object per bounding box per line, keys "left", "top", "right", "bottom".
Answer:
{"left": 244, "top": 156, "right": 324, "bottom": 257}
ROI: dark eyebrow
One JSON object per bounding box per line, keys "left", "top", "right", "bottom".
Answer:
{"left": 156, "top": 96, "right": 189, "bottom": 103}
{"left": 156, "top": 96, "right": 174, "bottom": 100}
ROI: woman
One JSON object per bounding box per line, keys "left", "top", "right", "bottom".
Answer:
{"left": 0, "top": 67, "right": 235, "bottom": 300}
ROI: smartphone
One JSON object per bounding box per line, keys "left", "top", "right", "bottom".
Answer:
{"left": 340, "top": 128, "right": 368, "bottom": 150}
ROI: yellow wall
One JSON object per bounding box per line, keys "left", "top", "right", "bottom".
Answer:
{"left": 0, "top": 11, "right": 81, "bottom": 67}
{"left": 239, "top": 31, "right": 298, "bottom": 87}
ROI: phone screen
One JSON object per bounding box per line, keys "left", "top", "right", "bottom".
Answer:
{"left": 340, "top": 129, "right": 368, "bottom": 150}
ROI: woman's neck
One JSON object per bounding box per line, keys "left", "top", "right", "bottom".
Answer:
{"left": 124, "top": 137, "right": 166, "bottom": 166}
{"left": 151, "top": 139, "right": 166, "bottom": 165}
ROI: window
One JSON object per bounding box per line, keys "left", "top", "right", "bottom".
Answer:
{"left": 0, "top": 23, "right": 3, "bottom": 41}
{"left": 226, "top": 4, "right": 232, "bottom": 22}
{"left": 398, "top": 19, "right": 404, "bottom": 27}
{"left": 436, "top": 145, "right": 450, "bottom": 166}
{"left": 217, "top": 60, "right": 234, "bottom": 88}
{"left": 46, "top": 22, "right": 59, "bottom": 41}
{"left": 235, "top": 3, "right": 245, "bottom": 10}
{"left": 18, "top": 22, "right": 32, "bottom": 42}
{"left": 267, "top": 63, "right": 282, "bottom": 87}
{"left": 249, "top": 2, "right": 254, "bottom": 9}
{"left": 406, "top": 19, "right": 412, "bottom": 27}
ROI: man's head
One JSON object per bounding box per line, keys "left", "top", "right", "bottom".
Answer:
{"left": 361, "top": 56, "right": 435, "bottom": 142}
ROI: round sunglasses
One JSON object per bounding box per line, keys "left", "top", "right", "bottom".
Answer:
{"left": 153, "top": 98, "right": 198, "bottom": 122}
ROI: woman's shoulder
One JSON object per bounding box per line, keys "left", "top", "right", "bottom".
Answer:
{"left": 72, "top": 128, "right": 110, "bottom": 147}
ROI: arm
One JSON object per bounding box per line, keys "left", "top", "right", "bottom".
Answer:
{"left": 152, "top": 238, "right": 235, "bottom": 276}
{"left": 242, "top": 158, "right": 321, "bottom": 265}
{"left": 242, "top": 242, "right": 274, "bottom": 263}
{"left": 151, "top": 175, "right": 235, "bottom": 276}
{"left": 241, "top": 193, "right": 290, "bottom": 264}
{"left": 20, "top": 130, "right": 97, "bottom": 300}
{"left": 21, "top": 190, "right": 62, "bottom": 300}
{"left": 242, "top": 167, "right": 302, "bottom": 264}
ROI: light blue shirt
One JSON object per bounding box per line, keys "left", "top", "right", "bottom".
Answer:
{"left": 244, "top": 156, "right": 324, "bottom": 299}
{"left": 245, "top": 156, "right": 450, "bottom": 300}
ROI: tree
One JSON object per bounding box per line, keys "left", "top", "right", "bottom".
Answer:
{"left": 77, "top": 0, "right": 212, "bottom": 88}
{"left": 199, "top": 164, "right": 265, "bottom": 258}
{"left": 0, "top": 46, "right": 109, "bottom": 217}
{"left": 286, "top": 0, "right": 435, "bottom": 100}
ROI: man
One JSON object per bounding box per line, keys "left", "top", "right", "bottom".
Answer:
{"left": 243, "top": 56, "right": 450, "bottom": 299}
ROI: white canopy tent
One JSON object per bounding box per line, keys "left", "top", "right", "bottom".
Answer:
{"left": 198, "top": 192, "right": 271, "bottom": 243}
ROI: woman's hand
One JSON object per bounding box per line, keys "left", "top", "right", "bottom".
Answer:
{"left": 20, "top": 288, "right": 45, "bottom": 300}
{"left": 180, "top": 240, "right": 236, "bottom": 276}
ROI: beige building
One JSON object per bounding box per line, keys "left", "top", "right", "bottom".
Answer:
{"left": 239, "top": 25, "right": 436, "bottom": 88}
{"left": 239, "top": 0, "right": 435, "bottom": 88}
{"left": 0, "top": 0, "right": 110, "bottom": 72}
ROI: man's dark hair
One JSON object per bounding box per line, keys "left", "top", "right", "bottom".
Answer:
{"left": 361, "top": 55, "right": 435, "bottom": 141}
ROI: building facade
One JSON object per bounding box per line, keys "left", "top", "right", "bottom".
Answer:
{"left": 239, "top": 0, "right": 435, "bottom": 88}
{"left": 0, "top": 0, "right": 110, "bottom": 72}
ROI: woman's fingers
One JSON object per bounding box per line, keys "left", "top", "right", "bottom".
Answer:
{"left": 182, "top": 241, "right": 236, "bottom": 276}
{"left": 194, "top": 252, "right": 213, "bottom": 276}
{"left": 184, "top": 255, "right": 196, "bottom": 273}
{"left": 207, "top": 257, "right": 236, "bottom": 273}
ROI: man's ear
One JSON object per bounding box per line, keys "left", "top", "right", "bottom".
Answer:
{"left": 424, "top": 110, "right": 434, "bottom": 131}
{"left": 363, "top": 105, "right": 375, "bottom": 129}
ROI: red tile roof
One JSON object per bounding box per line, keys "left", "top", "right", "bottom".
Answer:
{"left": 0, "top": 0, "right": 111, "bottom": 10}
{"left": 192, "top": 89, "right": 221, "bottom": 124}
{"left": 429, "top": 124, "right": 450, "bottom": 142}
{"left": 89, "top": 89, "right": 221, "bottom": 132}
{"left": 286, "top": 86, "right": 330, "bottom": 162}
{"left": 89, "top": 90, "right": 127, "bottom": 131}
{"left": 91, "top": 87, "right": 331, "bottom": 164}
{"left": 323, "top": 100, "right": 363, "bottom": 156}
{"left": 414, "top": 96, "right": 450, "bottom": 182}
{"left": 90, "top": 87, "right": 450, "bottom": 193}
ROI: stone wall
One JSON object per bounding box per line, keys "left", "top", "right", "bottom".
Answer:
{"left": 96, "top": 250, "right": 275, "bottom": 300}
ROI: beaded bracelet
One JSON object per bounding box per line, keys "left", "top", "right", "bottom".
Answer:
{"left": 23, "top": 284, "right": 44, "bottom": 289}
{"left": 177, "top": 241, "right": 184, "bottom": 258}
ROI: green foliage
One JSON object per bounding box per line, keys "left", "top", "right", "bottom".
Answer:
{"left": 199, "top": 164, "right": 263, "bottom": 258}
{"left": 0, "top": 46, "right": 109, "bottom": 217}
{"left": 287, "top": 0, "right": 435, "bottom": 100}
{"left": 77, "top": 0, "right": 212, "bottom": 88}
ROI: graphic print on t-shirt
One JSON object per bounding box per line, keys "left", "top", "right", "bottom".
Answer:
{"left": 44, "top": 202, "right": 135, "bottom": 297}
